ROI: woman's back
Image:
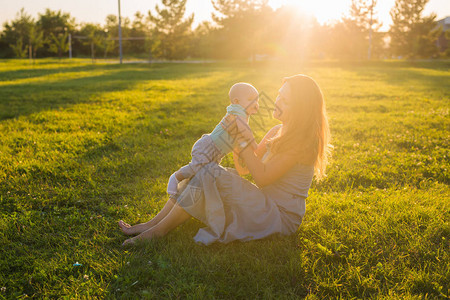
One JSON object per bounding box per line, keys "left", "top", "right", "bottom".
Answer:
{"left": 261, "top": 145, "right": 314, "bottom": 199}
{"left": 263, "top": 162, "right": 314, "bottom": 198}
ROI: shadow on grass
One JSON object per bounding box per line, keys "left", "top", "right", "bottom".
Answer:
{"left": 0, "top": 63, "right": 220, "bottom": 121}
{"left": 105, "top": 228, "right": 308, "bottom": 298}
{"left": 307, "top": 59, "right": 450, "bottom": 71}
{"left": 349, "top": 62, "right": 449, "bottom": 95}
{"left": 0, "top": 64, "right": 117, "bottom": 81}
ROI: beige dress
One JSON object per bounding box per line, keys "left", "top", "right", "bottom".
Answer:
{"left": 174, "top": 150, "right": 314, "bottom": 245}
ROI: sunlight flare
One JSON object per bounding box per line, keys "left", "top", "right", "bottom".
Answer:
{"left": 270, "top": 0, "right": 350, "bottom": 24}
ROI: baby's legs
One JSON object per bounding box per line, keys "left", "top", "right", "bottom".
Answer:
{"left": 119, "top": 197, "right": 176, "bottom": 235}
{"left": 167, "top": 166, "right": 194, "bottom": 196}
{"left": 168, "top": 135, "right": 222, "bottom": 196}
{"left": 177, "top": 165, "right": 196, "bottom": 180}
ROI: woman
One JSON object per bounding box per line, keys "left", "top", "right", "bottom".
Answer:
{"left": 119, "top": 74, "right": 331, "bottom": 246}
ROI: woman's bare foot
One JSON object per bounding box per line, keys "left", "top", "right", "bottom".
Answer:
{"left": 122, "top": 237, "right": 136, "bottom": 247}
{"left": 122, "top": 227, "right": 162, "bottom": 247}
{"left": 119, "top": 219, "right": 159, "bottom": 236}
{"left": 118, "top": 220, "right": 143, "bottom": 236}
{"left": 121, "top": 230, "right": 157, "bottom": 247}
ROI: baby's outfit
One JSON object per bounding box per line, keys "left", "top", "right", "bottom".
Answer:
{"left": 167, "top": 104, "right": 247, "bottom": 196}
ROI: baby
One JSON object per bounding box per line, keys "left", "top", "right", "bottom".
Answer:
{"left": 167, "top": 82, "right": 260, "bottom": 196}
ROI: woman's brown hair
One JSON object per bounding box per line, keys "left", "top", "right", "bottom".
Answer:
{"left": 267, "top": 75, "right": 332, "bottom": 180}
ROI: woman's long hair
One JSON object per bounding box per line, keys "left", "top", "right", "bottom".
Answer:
{"left": 267, "top": 75, "right": 332, "bottom": 180}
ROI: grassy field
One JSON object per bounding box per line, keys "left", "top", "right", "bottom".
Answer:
{"left": 0, "top": 59, "right": 448, "bottom": 299}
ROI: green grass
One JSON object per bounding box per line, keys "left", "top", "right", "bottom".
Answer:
{"left": 0, "top": 58, "right": 449, "bottom": 298}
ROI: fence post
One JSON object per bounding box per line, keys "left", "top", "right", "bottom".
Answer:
{"left": 118, "top": 0, "right": 123, "bottom": 64}
{"left": 368, "top": 0, "right": 373, "bottom": 60}
{"left": 69, "top": 33, "right": 72, "bottom": 59}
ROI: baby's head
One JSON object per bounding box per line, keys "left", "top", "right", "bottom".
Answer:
{"left": 228, "top": 82, "right": 259, "bottom": 115}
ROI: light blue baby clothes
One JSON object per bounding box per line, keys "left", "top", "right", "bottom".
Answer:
{"left": 210, "top": 104, "right": 247, "bottom": 154}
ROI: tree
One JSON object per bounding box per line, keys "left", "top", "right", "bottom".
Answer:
{"left": 29, "top": 25, "right": 44, "bottom": 59}
{"left": 445, "top": 30, "right": 450, "bottom": 58}
{"left": 10, "top": 38, "right": 28, "bottom": 58}
{"left": 0, "top": 8, "right": 75, "bottom": 58}
{"left": 147, "top": 0, "right": 194, "bottom": 59}
{"left": 1, "top": 8, "right": 34, "bottom": 58}
{"left": 102, "top": 13, "right": 134, "bottom": 58}
{"left": 78, "top": 23, "right": 105, "bottom": 62}
{"left": 268, "top": 6, "right": 318, "bottom": 61}
{"left": 48, "top": 32, "right": 69, "bottom": 58}
{"left": 389, "top": 0, "right": 440, "bottom": 58}
{"left": 103, "top": 15, "right": 119, "bottom": 58}
{"left": 190, "top": 21, "right": 215, "bottom": 58}
{"left": 130, "top": 12, "right": 148, "bottom": 55}
{"left": 211, "top": 0, "right": 273, "bottom": 60}
{"left": 36, "top": 9, "right": 75, "bottom": 57}
{"left": 327, "top": 0, "right": 383, "bottom": 60}
{"left": 0, "top": 38, "right": 10, "bottom": 58}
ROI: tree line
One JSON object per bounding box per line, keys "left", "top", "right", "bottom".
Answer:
{"left": 0, "top": 0, "right": 447, "bottom": 61}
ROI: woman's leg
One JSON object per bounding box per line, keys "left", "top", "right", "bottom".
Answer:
{"left": 122, "top": 202, "right": 190, "bottom": 246}
{"left": 118, "top": 197, "right": 176, "bottom": 235}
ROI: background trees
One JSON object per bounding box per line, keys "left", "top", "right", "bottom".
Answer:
{"left": 268, "top": 7, "right": 319, "bottom": 61}
{"left": 130, "top": 12, "right": 148, "bottom": 56}
{"left": 1, "top": 9, "right": 34, "bottom": 58}
{"left": 29, "top": 26, "right": 45, "bottom": 59}
{"left": 77, "top": 23, "right": 105, "bottom": 62}
{"left": 36, "top": 9, "right": 75, "bottom": 57}
{"left": 147, "top": 0, "right": 193, "bottom": 60}
{"left": 390, "top": 0, "right": 441, "bottom": 58}
{"left": 0, "top": 0, "right": 444, "bottom": 60}
{"left": 328, "top": 0, "right": 384, "bottom": 60}
{"left": 210, "top": 0, "right": 273, "bottom": 60}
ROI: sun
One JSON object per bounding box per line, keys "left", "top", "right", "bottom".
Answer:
{"left": 269, "top": 0, "right": 349, "bottom": 24}
{"left": 285, "top": 0, "right": 317, "bottom": 15}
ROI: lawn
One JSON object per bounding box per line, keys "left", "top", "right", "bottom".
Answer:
{"left": 0, "top": 59, "right": 448, "bottom": 298}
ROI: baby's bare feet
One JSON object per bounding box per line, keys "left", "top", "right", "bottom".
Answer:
{"left": 118, "top": 220, "right": 135, "bottom": 236}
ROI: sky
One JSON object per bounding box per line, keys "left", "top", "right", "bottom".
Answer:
{"left": 1, "top": 0, "right": 449, "bottom": 32}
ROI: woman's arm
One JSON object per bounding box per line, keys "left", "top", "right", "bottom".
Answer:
{"left": 232, "top": 131, "right": 258, "bottom": 176}
{"left": 232, "top": 150, "right": 250, "bottom": 175}
{"left": 239, "top": 145, "right": 298, "bottom": 187}
{"left": 254, "top": 124, "right": 282, "bottom": 159}
{"left": 224, "top": 116, "right": 282, "bottom": 177}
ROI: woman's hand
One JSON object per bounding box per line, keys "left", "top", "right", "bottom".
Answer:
{"left": 221, "top": 115, "right": 255, "bottom": 145}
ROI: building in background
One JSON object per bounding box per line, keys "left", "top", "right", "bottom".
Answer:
{"left": 436, "top": 16, "right": 450, "bottom": 53}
